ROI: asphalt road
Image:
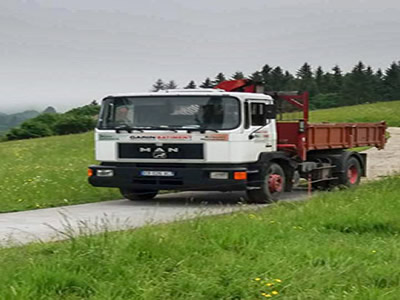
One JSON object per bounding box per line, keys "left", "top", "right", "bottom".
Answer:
{"left": 0, "top": 190, "right": 307, "bottom": 247}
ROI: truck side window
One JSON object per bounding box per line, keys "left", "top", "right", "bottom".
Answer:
{"left": 251, "top": 103, "right": 265, "bottom": 126}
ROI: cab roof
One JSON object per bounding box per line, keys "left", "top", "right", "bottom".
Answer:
{"left": 106, "top": 89, "right": 273, "bottom": 101}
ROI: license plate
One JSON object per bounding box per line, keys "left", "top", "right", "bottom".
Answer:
{"left": 140, "top": 171, "right": 175, "bottom": 177}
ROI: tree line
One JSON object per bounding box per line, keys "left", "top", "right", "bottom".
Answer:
{"left": 4, "top": 102, "right": 100, "bottom": 141}
{"left": 151, "top": 61, "right": 400, "bottom": 109}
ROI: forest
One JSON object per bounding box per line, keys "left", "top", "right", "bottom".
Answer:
{"left": 152, "top": 61, "right": 400, "bottom": 109}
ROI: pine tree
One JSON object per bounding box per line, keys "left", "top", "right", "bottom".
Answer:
{"left": 330, "top": 65, "right": 343, "bottom": 92}
{"left": 231, "top": 71, "right": 245, "bottom": 80}
{"left": 184, "top": 80, "right": 197, "bottom": 89}
{"left": 152, "top": 79, "right": 165, "bottom": 92}
{"left": 341, "top": 61, "right": 374, "bottom": 105}
{"left": 374, "top": 68, "right": 386, "bottom": 101}
{"left": 296, "top": 63, "right": 313, "bottom": 80}
{"left": 261, "top": 64, "right": 273, "bottom": 78}
{"left": 261, "top": 64, "right": 273, "bottom": 90}
{"left": 365, "top": 66, "right": 381, "bottom": 101}
{"left": 212, "top": 73, "right": 226, "bottom": 86}
{"left": 249, "top": 71, "right": 263, "bottom": 84}
{"left": 384, "top": 61, "right": 400, "bottom": 100}
{"left": 376, "top": 68, "right": 383, "bottom": 79}
{"left": 200, "top": 77, "right": 213, "bottom": 88}
{"left": 296, "top": 63, "right": 318, "bottom": 96}
{"left": 165, "top": 80, "right": 178, "bottom": 89}
{"left": 282, "top": 71, "right": 295, "bottom": 91}
{"left": 315, "top": 66, "right": 324, "bottom": 93}
{"left": 269, "top": 67, "right": 286, "bottom": 91}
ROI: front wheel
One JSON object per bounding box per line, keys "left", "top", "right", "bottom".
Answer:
{"left": 120, "top": 189, "right": 158, "bottom": 201}
{"left": 247, "top": 163, "right": 286, "bottom": 204}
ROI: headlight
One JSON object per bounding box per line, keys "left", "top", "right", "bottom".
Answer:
{"left": 97, "top": 169, "right": 114, "bottom": 177}
{"left": 209, "top": 172, "right": 229, "bottom": 179}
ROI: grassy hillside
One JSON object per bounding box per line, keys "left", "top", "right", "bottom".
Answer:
{"left": 0, "top": 132, "right": 120, "bottom": 213}
{"left": 0, "top": 100, "right": 398, "bottom": 213}
{"left": 309, "top": 100, "right": 400, "bottom": 126}
{"left": 1, "top": 176, "right": 400, "bottom": 299}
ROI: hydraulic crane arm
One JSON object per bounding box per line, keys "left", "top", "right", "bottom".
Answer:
{"left": 215, "top": 79, "right": 309, "bottom": 123}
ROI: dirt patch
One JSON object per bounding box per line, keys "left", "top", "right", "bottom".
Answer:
{"left": 363, "top": 127, "right": 400, "bottom": 179}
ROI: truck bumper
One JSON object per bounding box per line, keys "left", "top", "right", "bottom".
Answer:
{"left": 88, "top": 164, "right": 249, "bottom": 191}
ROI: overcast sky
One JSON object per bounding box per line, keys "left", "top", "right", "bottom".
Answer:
{"left": 0, "top": 0, "right": 399, "bottom": 113}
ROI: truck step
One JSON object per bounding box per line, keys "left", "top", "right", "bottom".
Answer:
{"left": 246, "top": 170, "right": 259, "bottom": 174}
{"left": 246, "top": 186, "right": 261, "bottom": 190}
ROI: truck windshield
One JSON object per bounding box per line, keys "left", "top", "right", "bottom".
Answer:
{"left": 97, "top": 96, "right": 240, "bottom": 130}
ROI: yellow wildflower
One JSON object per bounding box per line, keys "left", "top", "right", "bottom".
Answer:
{"left": 274, "top": 279, "right": 282, "bottom": 283}
{"left": 266, "top": 283, "right": 273, "bottom": 287}
{"left": 255, "top": 277, "right": 261, "bottom": 281}
{"left": 272, "top": 291, "right": 279, "bottom": 295}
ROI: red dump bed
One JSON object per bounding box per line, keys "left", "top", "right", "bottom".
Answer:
{"left": 277, "top": 121, "right": 387, "bottom": 160}
{"left": 272, "top": 91, "right": 387, "bottom": 160}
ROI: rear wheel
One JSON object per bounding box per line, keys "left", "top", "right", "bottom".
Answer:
{"left": 338, "top": 157, "right": 361, "bottom": 187}
{"left": 120, "top": 189, "right": 158, "bottom": 201}
{"left": 247, "top": 163, "right": 285, "bottom": 204}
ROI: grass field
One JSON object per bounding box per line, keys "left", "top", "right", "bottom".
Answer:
{"left": 0, "top": 100, "right": 399, "bottom": 213}
{"left": 0, "top": 176, "right": 399, "bottom": 299}
{"left": 309, "top": 100, "right": 400, "bottom": 126}
{"left": 0, "top": 132, "right": 120, "bottom": 212}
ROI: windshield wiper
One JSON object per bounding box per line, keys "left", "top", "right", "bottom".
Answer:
{"left": 145, "top": 125, "right": 178, "bottom": 132}
{"left": 114, "top": 125, "right": 180, "bottom": 133}
{"left": 115, "top": 125, "right": 150, "bottom": 133}
{"left": 186, "top": 128, "right": 219, "bottom": 133}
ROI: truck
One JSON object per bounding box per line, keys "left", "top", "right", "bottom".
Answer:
{"left": 88, "top": 79, "right": 387, "bottom": 203}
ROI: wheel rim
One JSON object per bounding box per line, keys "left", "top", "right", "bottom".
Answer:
{"left": 268, "top": 174, "right": 283, "bottom": 193}
{"left": 348, "top": 165, "right": 358, "bottom": 184}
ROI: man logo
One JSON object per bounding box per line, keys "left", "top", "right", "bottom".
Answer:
{"left": 153, "top": 148, "right": 167, "bottom": 159}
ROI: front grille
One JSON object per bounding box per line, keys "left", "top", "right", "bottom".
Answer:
{"left": 119, "top": 143, "right": 204, "bottom": 159}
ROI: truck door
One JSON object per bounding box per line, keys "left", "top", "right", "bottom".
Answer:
{"left": 244, "top": 100, "right": 276, "bottom": 152}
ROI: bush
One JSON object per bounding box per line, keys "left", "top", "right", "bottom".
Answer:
{"left": 6, "top": 121, "right": 53, "bottom": 140}
{"left": 65, "top": 104, "right": 100, "bottom": 117}
{"left": 33, "top": 113, "right": 60, "bottom": 127}
{"left": 53, "top": 115, "right": 96, "bottom": 135}
{"left": 4, "top": 103, "right": 100, "bottom": 141}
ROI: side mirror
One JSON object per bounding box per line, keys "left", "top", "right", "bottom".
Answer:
{"left": 264, "top": 104, "right": 276, "bottom": 119}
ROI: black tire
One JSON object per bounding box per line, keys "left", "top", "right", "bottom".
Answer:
{"left": 120, "top": 189, "right": 158, "bottom": 201}
{"left": 338, "top": 157, "right": 361, "bottom": 187}
{"left": 247, "top": 163, "right": 285, "bottom": 204}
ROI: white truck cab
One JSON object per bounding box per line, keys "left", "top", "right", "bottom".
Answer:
{"left": 89, "top": 89, "right": 288, "bottom": 202}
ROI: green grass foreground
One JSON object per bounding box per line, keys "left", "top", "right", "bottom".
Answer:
{"left": 0, "top": 100, "right": 398, "bottom": 213}
{"left": 0, "top": 132, "right": 120, "bottom": 212}
{"left": 1, "top": 176, "right": 400, "bottom": 299}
